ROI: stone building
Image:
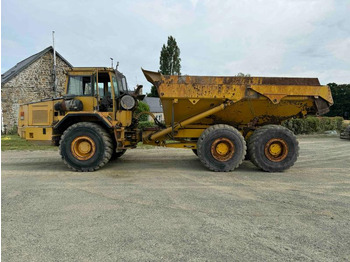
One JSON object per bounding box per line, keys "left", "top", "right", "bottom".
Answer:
{"left": 1, "top": 46, "right": 72, "bottom": 132}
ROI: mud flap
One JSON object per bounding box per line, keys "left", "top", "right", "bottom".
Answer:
{"left": 315, "top": 98, "right": 330, "bottom": 115}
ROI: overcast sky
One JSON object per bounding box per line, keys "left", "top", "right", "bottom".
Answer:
{"left": 2, "top": 0, "right": 350, "bottom": 93}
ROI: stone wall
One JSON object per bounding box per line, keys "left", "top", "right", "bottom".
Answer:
{"left": 1, "top": 51, "right": 71, "bottom": 132}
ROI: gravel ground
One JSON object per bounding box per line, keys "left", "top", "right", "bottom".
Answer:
{"left": 2, "top": 136, "right": 350, "bottom": 261}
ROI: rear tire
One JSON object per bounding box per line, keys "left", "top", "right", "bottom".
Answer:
{"left": 248, "top": 125, "right": 299, "bottom": 172}
{"left": 59, "top": 122, "right": 113, "bottom": 172}
{"left": 197, "top": 124, "right": 246, "bottom": 172}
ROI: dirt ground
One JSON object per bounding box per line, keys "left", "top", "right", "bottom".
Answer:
{"left": 2, "top": 136, "right": 350, "bottom": 261}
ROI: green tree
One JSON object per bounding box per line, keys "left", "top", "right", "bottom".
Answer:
{"left": 148, "top": 36, "right": 181, "bottom": 97}
{"left": 148, "top": 85, "right": 159, "bottom": 97}
{"left": 326, "top": 83, "right": 350, "bottom": 119}
{"left": 159, "top": 36, "right": 181, "bottom": 75}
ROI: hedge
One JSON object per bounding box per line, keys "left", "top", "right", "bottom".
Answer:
{"left": 282, "top": 116, "right": 343, "bottom": 135}
{"left": 139, "top": 117, "right": 344, "bottom": 134}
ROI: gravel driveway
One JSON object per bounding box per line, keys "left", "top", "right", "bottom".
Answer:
{"left": 2, "top": 136, "right": 350, "bottom": 261}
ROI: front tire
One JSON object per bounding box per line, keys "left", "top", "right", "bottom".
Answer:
{"left": 59, "top": 122, "right": 113, "bottom": 171}
{"left": 248, "top": 125, "right": 299, "bottom": 172}
{"left": 197, "top": 124, "right": 246, "bottom": 172}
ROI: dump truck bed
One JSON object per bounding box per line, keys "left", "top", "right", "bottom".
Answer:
{"left": 143, "top": 70, "right": 333, "bottom": 127}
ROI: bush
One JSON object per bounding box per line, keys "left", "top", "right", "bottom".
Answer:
{"left": 134, "top": 101, "right": 150, "bottom": 122}
{"left": 5, "top": 125, "right": 18, "bottom": 135}
{"left": 334, "top": 117, "right": 343, "bottom": 131}
{"left": 138, "top": 121, "right": 156, "bottom": 129}
{"left": 282, "top": 118, "right": 306, "bottom": 134}
{"left": 305, "top": 117, "right": 320, "bottom": 133}
{"left": 282, "top": 116, "right": 343, "bottom": 135}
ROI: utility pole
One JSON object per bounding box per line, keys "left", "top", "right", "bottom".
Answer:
{"left": 52, "top": 31, "right": 57, "bottom": 97}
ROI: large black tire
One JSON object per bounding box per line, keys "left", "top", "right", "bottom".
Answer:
{"left": 197, "top": 124, "right": 246, "bottom": 172}
{"left": 248, "top": 125, "right": 299, "bottom": 172}
{"left": 59, "top": 122, "right": 113, "bottom": 172}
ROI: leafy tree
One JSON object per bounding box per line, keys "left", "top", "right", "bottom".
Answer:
{"left": 159, "top": 36, "right": 181, "bottom": 75}
{"left": 148, "top": 36, "right": 181, "bottom": 97}
{"left": 326, "top": 83, "right": 350, "bottom": 120}
{"left": 148, "top": 85, "right": 159, "bottom": 98}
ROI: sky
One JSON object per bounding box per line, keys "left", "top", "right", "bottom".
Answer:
{"left": 1, "top": 0, "right": 350, "bottom": 93}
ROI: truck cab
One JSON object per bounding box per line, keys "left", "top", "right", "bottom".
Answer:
{"left": 62, "top": 67, "right": 133, "bottom": 116}
{"left": 18, "top": 67, "right": 139, "bottom": 154}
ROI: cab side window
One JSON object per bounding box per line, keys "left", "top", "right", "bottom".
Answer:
{"left": 98, "top": 83, "right": 105, "bottom": 98}
{"left": 98, "top": 73, "right": 113, "bottom": 112}
{"left": 67, "top": 76, "right": 93, "bottom": 96}
{"left": 98, "top": 73, "right": 112, "bottom": 98}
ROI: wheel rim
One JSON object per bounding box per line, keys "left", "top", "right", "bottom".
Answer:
{"left": 211, "top": 138, "right": 235, "bottom": 161}
{"left": 264, "top": 138, "right": 288, "bottom": 162}
{"left": 71, "top": 136, "right": 96, "bottom": 160}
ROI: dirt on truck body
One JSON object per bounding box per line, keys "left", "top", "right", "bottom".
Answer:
{"left": 18, "top": 67, "right": 333, "bottom": 172}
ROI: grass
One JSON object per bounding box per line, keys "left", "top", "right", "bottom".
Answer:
{"left": 1, "top": 135, "right": 156, "bottom": 151}
{"left": 1, "top": 135, "right": 56, "bottom": 151}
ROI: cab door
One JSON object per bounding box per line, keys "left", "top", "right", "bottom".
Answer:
{"left": 66, "top": 72, "right": 98, "bottom": 111}
{"left": 97, "top": 72, "right": 114, "bottom": 113}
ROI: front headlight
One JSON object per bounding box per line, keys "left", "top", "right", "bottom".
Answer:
{"left": 120, "top": 95, "right": 136, "bottom": 110}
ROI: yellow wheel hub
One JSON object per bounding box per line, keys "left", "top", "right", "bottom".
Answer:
{"left": 71, "top": 136, "right": 96, "bottom": 160}
{"left": 268, "top": 143, "right": 282, "bottom": 157}
{"left": 78, "top": 141, "right": 91, "bottom": 154}
{"left": 211, "top": 138, "right": 235, "bottom": 161}
{"left": 264, "top": 138, "right": 288, "bottom": 162}
{"left": 216, "top": 142, "right": 229, "bottom": 155}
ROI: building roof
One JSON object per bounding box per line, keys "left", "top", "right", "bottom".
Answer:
{"left": 1, "top": 46, "right": 73, "bottom": 84}
{"left": 143, "top": 97, "right": 163, "bottom": 113}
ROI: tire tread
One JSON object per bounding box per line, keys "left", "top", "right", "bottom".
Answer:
{"left": 197, "top": 124, "right": 246, "bottom": 172}
{"left": 59, "top": 122, "right": 113, "bottom": 172}
{"left": 248, "top": 125, "right": 299, "bottom": 172}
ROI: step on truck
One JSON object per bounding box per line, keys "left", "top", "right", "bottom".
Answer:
{"left": 18, "top": 67, "right": 333, "bottom": 172}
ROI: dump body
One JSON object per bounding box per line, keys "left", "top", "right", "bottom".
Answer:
{"left": 143, "top": 70, "right": 333, "bottom": 128}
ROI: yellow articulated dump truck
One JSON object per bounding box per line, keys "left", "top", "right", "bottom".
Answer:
{"left": 18, "top": 67, "right": 333, "bottom": 172}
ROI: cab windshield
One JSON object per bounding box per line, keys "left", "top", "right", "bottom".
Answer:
{"left": 115, "top": 70, "right": 128, "bottom": 95}
{"left": 111, "top": 76, "right": 119, "bottom": 97}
